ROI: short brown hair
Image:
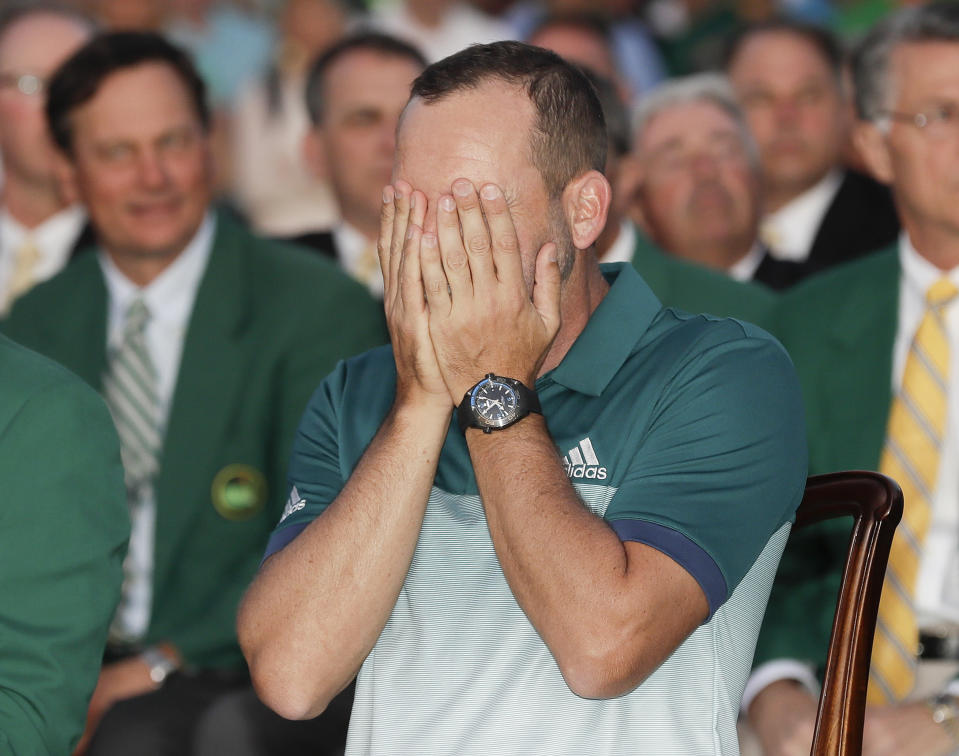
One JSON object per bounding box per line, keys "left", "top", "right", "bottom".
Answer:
{"left": 410, "top": 41, "right": 607, "bottom": 199}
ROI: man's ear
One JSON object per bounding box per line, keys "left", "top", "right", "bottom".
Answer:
{"left": 853, "top": 120, "right": 894, "bottom": 185}
{"left": 52, "top": 149, "right": 79, "bottom": 206}
{"left": 563, "top": 169, "right": 611, "bottom": 250}
{"left": 302, "top": 128, "right": 328, "bottom": 180}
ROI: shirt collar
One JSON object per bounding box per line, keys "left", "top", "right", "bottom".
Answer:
{"left": 99, "top": 212, "right": 216, "bottom": 340}
{"left": 1, "top": 204, "right": 87, "bottom": 254}
{"left": 761, "top": 169, "right": 843, "bottom": 261}
{"left": 899, "top": 230, "right": 959, "bottom": 298}
{"left": 545, "top": 263, "right": 661, "bottom": 396}
{"left": 727, "top": 242, "right": 765, "bottom": 282}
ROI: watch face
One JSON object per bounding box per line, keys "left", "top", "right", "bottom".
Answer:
{"left": 471, "top": 378, "right": 519, "bottom": 428}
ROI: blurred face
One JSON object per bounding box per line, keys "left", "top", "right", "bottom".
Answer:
{"left": 66, "top": 62, "right": 213, "bottom": 263}
{"left": 0, "top": 13, "right": 91, "bottom": 188}
{"left": 529, "top": 25, "right": 618, "bottom": 82}
{"left": 728, "top": 31, "right": 846, "bottom": 204}
{"left": 636, "top": 100, "right": 760, "bottom": 267}
{"left": 858, "top": 42, "right": 959, "bottom": 256}
{"left": 313, "top": 51, "right": 422, "bottom": 235}
{"left": 395, "top": 82, "right": 559, "bottom": 289}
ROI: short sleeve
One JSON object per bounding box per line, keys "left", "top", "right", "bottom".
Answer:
{"left": 263, "top": 361, "right": 348, "bottom": 559}
{"left": 607, "top": 324, "right": 807, "bottom": 617}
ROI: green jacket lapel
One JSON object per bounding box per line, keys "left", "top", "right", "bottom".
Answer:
{"left": 152, "top": 214, "right": 252, "bottom": 583}
{"left": 807, "top": 247, "right": 899, "bottom": 473}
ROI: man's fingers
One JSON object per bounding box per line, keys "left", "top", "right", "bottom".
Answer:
{"left": 398, "top": 220, "right": 425, "bottom": 314}
{"left": 451, "top": 179, "right": 494, "bottom": 291}
{"left": 389, "top": 181, "right": 413, "bottom": 301}
{"left": 532, "top": 243, "right": 561, "bottom": 336}
{"left": 478, "top": 182, "right": 523, "bottom": 290}
{"left": 435, "top": 193, "right": 473, "bottom": 300}
{"left": 420, "top": 231, "right": 451, "bottom": 314}
{"left": 378, "top": 184, "right": 395, "bottom": 293}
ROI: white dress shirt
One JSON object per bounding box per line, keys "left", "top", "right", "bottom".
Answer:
{"left": 0, "top": 204, "right": 87, "bottom": 313}
{"left": 743, "top": 232, "right": 959, "bottom": 709}
{"left": 334, "top": 221, "right": 383, "bottom": 298}
{"left": 600, "top": 220, "right": 636, "bottom": 265}
{"left": 760, "top": 169, "right": 843, "bottom": 263}
{"left": 728, "top": 242, "right": 766, "bottom": 282}
{"left": 100, "top": 213, "right": 215, "bottom": 640}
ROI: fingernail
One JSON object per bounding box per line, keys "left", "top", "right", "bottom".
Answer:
{"left": 422, "top": 232, "right": 437, "bottom": 248}
{"left": 383, "top": 186, "right": 393, "bottom": 203}
{"left": 406, "top": 225, "right": 415, "bottom": 240}
{"left": 480, "top": 184, "right": 501, "bottom": 200}
{"left": 440, "top": 195, "right": 455, "bottom": 212}
{"left": 453, "top": 180, "right": 471, "bottom": 197}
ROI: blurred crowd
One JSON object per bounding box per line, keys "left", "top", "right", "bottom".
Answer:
{"left": 1, "top": 0, "right": 958, "bottom": 755}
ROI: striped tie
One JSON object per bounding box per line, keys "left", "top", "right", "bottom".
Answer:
{"left": 102, "top": 298, "right": 162, "bottom": 495}
{"left": 869, "top": 277, "right": 958, "bottom": 703}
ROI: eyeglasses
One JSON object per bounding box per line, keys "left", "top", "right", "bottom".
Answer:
{"left": 0, "top": 72, "right": 46, "bottom": 97}
{"left": 882, "top": 103, "right": 959, "bottom": 140}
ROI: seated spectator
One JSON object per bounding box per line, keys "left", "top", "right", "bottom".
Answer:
{"left": 580, "top": 67, "right": 778, "bottom": 329}
{"left": 0, "top": 333, "right": 128, "bottom": 755}
{"left": 239, "top": 40, "right": 807, "bottom": 755}
{"left": 292, "top": 32, "right": 426, "bottom": 298}
{"left": 2, "top": 30, "right": 386, "bottom": 755}
{"left": 231, "top": 0, "right": 347, "bottom": 236}
{"left": 630, "top": 73, "right": 803, "bottom": 289}
{"left": 746, "top": 3, "right": 959, "bottom": 754}
{"left": 725, "top": 19, "right": 900, "bottom": 284}
{"left": 0, "top": 4, "right": 95, "bottom": 315}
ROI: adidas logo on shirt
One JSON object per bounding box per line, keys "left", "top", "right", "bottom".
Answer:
{"left": 279, "top": 485, "right": 306, "bottom": 523}
{"left": 562, "top": 437, "right": 607, "bottom": 480}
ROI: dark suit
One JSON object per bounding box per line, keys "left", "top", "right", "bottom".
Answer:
{"left": 2, "top": 213, "right": 388, "bottom": 671}
{"left": 286, "top": 230, "right": 337, "bottom": 262}
{"left": 759, "top": 170, "right": 900, "bottom": 290}
{"left": 0, "top": 334, "right": 128, "bottom": 755}
{"left": 754, "top": 246, "right": 898, "bottom": 670}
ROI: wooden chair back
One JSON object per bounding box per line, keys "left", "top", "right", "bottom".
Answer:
{"left": 793, "top": 471, "right": 903, "bottom": 755}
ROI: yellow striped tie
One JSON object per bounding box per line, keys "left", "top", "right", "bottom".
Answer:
{"left": 869, "top": 277, "right": 957, "bottom": 703}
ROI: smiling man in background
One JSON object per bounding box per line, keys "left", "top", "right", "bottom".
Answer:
{"left": 2, "top": 30, "right": 385, "bottom": 755}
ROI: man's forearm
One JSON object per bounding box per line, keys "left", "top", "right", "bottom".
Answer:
{"left": 238, "top": 400, "right": 449, "bottom": 719}
{"left": 469, "top": 415, "right": 707, "bottom": 698}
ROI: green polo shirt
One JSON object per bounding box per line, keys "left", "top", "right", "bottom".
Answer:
{"left": 266, "top": 263, "right": 806, "bottom": 755}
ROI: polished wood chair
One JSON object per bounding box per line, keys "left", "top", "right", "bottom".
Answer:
{"left": 794, "top": 471, "right": 903, "bottom": 755}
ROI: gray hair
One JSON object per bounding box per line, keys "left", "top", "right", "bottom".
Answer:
{"left": 631, "top": 72, "right": 760, "bottom": 169}
{"left": 853, "top": 0, "right": 959, "bottom": 124}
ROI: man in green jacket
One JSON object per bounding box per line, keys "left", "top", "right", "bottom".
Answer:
{"left": 0, "top": 334, "right": 128, "bottom": 755}
{"left": 3, "top": 31, "right": 386, "bottom": 754}
{"left": 746, "top": 4, "right": 959, "bottom": 754}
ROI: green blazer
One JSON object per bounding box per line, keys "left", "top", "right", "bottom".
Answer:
{"left": 0, "top": 335, "right": 128, "bottom": 755}
{"left": 2, "top": 213, "right": 388, "bottom": 670}
{"left": 754, "top": 245, "right": 899, "bottom": 670}
{"left": 629, "top": 228, "right": 778, "bottom": 331}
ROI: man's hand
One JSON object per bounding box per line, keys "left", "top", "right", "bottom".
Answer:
{"left": 863, "top": 702, "right": 955, "bottom": 756}
{"left": 747, "top": 679, "right": 818, "bottom": 756}
{"left": 73, "top": 658, "right": 158, "bottom": 755}
{"left": 418, "top": 179, "right": 562, "bottom": 401}
{"left": 379, "top": 182, "right": 451, "bottom": 410}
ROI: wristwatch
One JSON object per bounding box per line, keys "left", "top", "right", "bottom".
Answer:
{"left": 140, "top": 645, "right": 179, "bottom": 685}
{"left": 456, "top": 373, "right": 541, "bottom": 433}
{"left": 927, "top": 693, "right": 959, "bottom": 746}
